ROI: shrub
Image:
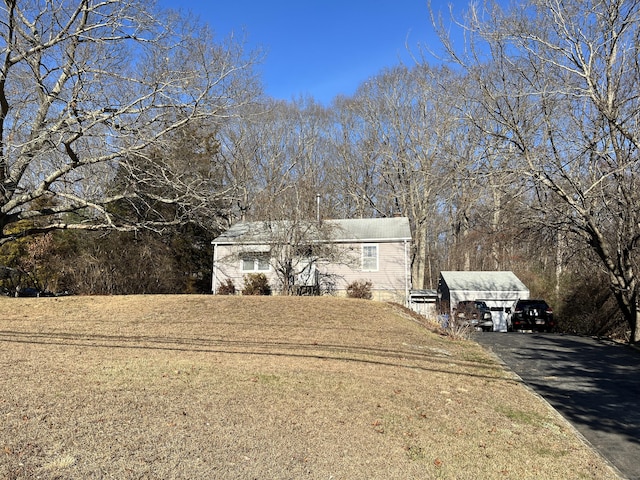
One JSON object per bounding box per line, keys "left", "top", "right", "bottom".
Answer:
{"left": 242, "top": 273, "right": 271, "bottom": 296}
{"left": 346, "top": 280, "right": 372, "bottom": 299}
{"left": 216, "top": 278, "right": 236, "bottom": 295}
{"left": 445, "top": 316, "right": 473, "bottom": 340}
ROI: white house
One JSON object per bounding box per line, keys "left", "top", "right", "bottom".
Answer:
{"left": 438, "top": 271, "right": 530, "bottom": 332}
{"left": 211, "top": 217, "right": 412, "bottom": 303}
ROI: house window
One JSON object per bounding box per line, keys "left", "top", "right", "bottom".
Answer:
{"left": 362, "top": 244, "right": 378, "bottom": 271}
{"left": 241, "top": 255, "right": 270, "bottom": 272}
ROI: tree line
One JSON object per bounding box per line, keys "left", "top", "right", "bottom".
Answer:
{"left": 0, "top": 0, "right": 639, "bottom": 342}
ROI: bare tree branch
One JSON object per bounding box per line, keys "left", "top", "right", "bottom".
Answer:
{"left": 0, "top": 0, "right": 261, "bottom": 243}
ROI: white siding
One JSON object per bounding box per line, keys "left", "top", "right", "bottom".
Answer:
{"left": 213, "top": 245, "right": 281, "bottom": 293}
{"left": 213, "top": 241, "right": 410, "bottom": 301}
{"left": 322, "top": 242, "right": 408, "bottom": 292}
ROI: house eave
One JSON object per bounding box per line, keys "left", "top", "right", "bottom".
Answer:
{"left": 212, "top": 237, "right": 412, "bottom": 245}
{"left": 333, "top": 237, "right": 412, "bottom": 243}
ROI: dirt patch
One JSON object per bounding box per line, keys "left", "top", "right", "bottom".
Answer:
{"left": 0, "top": 295, "right": 618, "bottom": 479}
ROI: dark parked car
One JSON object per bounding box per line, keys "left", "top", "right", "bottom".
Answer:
{"left": 455, "top": 300, "right": 494, "bottom": 331}
{"left": 509, "top": 299, "right": 555, "bottom": 332}
{"left": 15, "top": 287, "right": 55, "bottom": 297}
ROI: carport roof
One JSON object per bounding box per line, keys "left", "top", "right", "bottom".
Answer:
{"left": 440, "top": 271, "right": 529, "bottom": 293}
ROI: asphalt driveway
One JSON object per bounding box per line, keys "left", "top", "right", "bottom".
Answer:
{"left": 473, "top": 332, "right": 640, "bottom": 480}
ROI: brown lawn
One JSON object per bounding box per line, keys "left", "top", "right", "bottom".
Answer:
{"left": 0, "top": 295, "right": 618, "bottom": 479}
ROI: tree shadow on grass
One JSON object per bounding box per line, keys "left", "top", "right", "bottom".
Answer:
{"left": 476, "top": 332, "right": 640, "bottom": 480}
{"left": 0, "top": 329, "right": 509, "bottom": 382}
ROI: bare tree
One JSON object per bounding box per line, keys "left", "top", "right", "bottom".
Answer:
{"left": 434, "top": 0, "right": 640, "bottom": 342}
{"left": 330, "top": 65, "right": 477, "bottom": 289}
{"left": 260, "top": 218, "right": 351, "bottom": 296}
{"left": 215, "top": 97, "right": 351, "bottom": 295}
{"left": 0, "top": 0, "right": 260, "bottom": 245}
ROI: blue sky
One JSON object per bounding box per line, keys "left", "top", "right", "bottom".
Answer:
{"left": 158, "top": 1, "right": 463, "bottom": 104}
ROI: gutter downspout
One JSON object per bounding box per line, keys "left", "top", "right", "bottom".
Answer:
{"left": 211, "top": 242, "right": 218, "bottom": 294}
{"left": 404, "top": 239, "right": 410, "bottom": 306}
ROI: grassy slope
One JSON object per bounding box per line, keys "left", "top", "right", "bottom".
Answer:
{"left": 0, "top": 295, "right": 617, "bottom": 479}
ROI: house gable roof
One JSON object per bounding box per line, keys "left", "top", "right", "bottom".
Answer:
{"left": 212, "top": 217, "right": 412, "bottom": 245}
{"left": 440, "top": 271, "right": 529, "bottom": 293}
{"left": 330, "top": 217, "right": 411, "bottom": 242}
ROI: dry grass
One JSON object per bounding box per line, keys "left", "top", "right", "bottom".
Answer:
{"left": 0, "top": 295, "right": 617, "bottom": 479}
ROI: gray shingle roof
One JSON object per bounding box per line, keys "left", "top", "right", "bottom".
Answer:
{"left": 212, "top": 217, "right": 412, "bottom": 244}
{"left": 330, "top": 217, "right": 411, "bottom": 242}
{"left": 440, "top": 271, "right": 529, "bottom": 292}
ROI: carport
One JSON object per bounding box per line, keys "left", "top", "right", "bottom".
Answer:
{"left": 438, "top": 271, "right": 530, "bottom": 332}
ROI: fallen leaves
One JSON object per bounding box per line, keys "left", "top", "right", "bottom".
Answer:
{"left": 371, "top": 419, "right": 385, "bottom": 434}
